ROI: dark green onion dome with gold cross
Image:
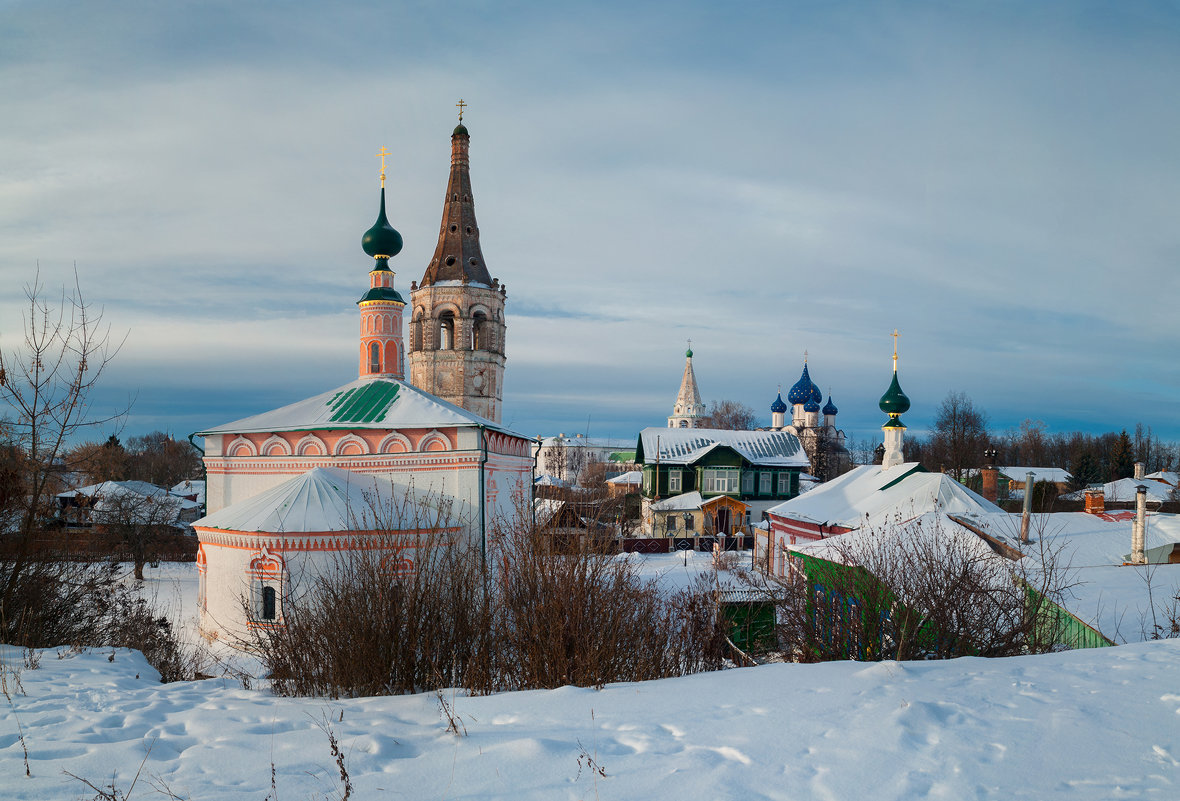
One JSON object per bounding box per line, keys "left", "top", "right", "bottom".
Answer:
{"left": 361, "top": 187, "right": 404, "bottom": 263}
{"left": 358, "top": 186, "right": 406, "bottom": 304}
{"left": 879, "top": 330, "right": 910, "bottom": 427}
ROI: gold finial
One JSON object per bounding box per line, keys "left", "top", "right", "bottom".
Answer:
{"left": 456, "top": 98, "right": 467, "bottom": 123}
{"left": 803, "top": 349, "right": 808, "bottom": 363}
{"left": 891, "top": 328, "right": 900, "bottom": 371}
{"left": 375, "top": 146, "right": 391, "bottom": 188}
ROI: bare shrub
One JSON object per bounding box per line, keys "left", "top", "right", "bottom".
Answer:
{"left": 255, "top": 488, "right": 724, "bottom": 697}
{"left": 250, "top": 488, "right": 497, "bottom": 698}
{"left": 747, "top": 512, "right": 1074, "bottom": 662}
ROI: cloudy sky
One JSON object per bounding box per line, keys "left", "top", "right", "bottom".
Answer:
{"left": 2, "top": 0, "right": 1178, "bottom": 447}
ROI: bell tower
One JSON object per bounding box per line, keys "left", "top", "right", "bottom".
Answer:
{"left": 408, "top": 103, "right": 507, "bottom": 422}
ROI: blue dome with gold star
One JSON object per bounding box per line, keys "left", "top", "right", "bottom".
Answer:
{"left": 787, "top": 364, "right": 820, "bottom": 405}
{"left": 823, "top": 395, "right": 838, "bottom": 416}
{"left": 770, "top": 393, "right": 788, "bottom": 414}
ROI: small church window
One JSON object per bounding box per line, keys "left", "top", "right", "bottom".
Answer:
{"left": 678, "top": 420, "right": 688, "bottom": 428}
{"left": 261, "top": 585, "right": 277, "bottom": 621}
{"left": 450, "top": 224, "right": 458, "bottom": 232}
{"left": 369, "top": 342, "right": 381, "bottom": 373}
{"left": 439, "top": 312, "right": 455, "bottom": 350}
{"left": 472, "top": 311, "right": 487, "bottom": 350}
{"left": 445, "top": 256, "right": 456, "bottom": 267}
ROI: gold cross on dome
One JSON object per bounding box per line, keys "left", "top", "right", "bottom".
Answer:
{"left": 891, "top": 328, "right": 900, "bottom": 367}
{"left": 804, "top": 349, "right": 808, "bottom": 363}
{"left": 375, "top": 146, "right": 391, "bottom": 187}
{"left": 456, "top": 99, "right": 467, "bottom": 122}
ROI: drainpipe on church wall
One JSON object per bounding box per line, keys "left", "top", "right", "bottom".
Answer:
{"left": 478, "top": 425, "right": 488, "bottom": 566}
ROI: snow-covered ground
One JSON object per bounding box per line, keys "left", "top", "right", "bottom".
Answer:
{"left": 5, "top": 554, "right": 1180, "bottom": 799}
{"left": 3, "top": 639, "right": 1180, "bottom": 799}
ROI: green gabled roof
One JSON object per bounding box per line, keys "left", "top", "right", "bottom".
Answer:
{"left": 197, "top": 378, "right": 529, "bottom": 438}
{"left": 327, "top": 382, "right": 400, "bottom": 424}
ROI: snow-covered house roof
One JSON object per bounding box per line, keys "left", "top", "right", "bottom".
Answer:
{"left": 1146, "top": 471, "right": 1179, "bottom": 487}
{"left": 766, "top": 463, "right": 1003, "bottom": 530}
{"left": 58, "top": 481, "right": 199, "bottom": 525}
{"left": 1062, "top": 478, "right": 1174, "bottom": 503}
{"left": 171, "top": 479, "right": 206, "bottom": 505}
{"left": 197, "top": 378, "right": 526, "bottom": 439}
{"left": 606, "top": 470, "right": 642, "bottom": 486}
{"left": 650, "top": 492, "right": 704, "bottom": 512}
{"left": 792, "top": 510, "right": 1018, "bottom": 570}
{"left": 636, "top": 428, "right": 808, "bottom": 468}
{"left": 967, "top": 511, "right": 1180, "bottom": 643}
{"left": 998, "top": 467, "right": 1072, "bottom": 484}
{"left": 192, "top": 467, "right": 459, "bottom": 534}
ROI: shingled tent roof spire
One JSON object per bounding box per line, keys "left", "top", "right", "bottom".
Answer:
{"left": 420, "top": 103, "right": 493, "bottom": 286}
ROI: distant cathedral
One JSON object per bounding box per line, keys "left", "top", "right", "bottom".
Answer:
{"left": 408, "top": 110, "right": 507, "bottom": 423}
{"left": 767, "top": 357, "right": 852, "bottom": 481}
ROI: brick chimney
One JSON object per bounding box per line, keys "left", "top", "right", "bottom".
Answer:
{"left": 1134, "top": 462, "right": 1145, "bottom": 480}
{"left": 980, "top": 449, "right": 999, "bottom": 503}
{"left": 1084, "top": 487, "right": 1105, "bottom": 515}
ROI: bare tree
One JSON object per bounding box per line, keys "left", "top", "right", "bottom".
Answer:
{"left": 699, "top": 400, "right": 757, "bottom": 430}
{"left": 93, "top": 486, "right": 183, "bottom": 581}
{"left": 125, "top": 431, "right": 201, "bottom": 487}
{"left": 0, "top": 272, "right": 126, "bottom": 643}
{"left": 925, "top": 391, "right": 989, "bottom": 480}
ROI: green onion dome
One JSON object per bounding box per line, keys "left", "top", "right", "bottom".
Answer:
{"left": 878, "top": 372, "right": 911, "bottom": 416}
{"left": 453, "top": 123, "right": 469, "bottom": 136}
{"left": 361, "top": 188, "right": 403, "bottom": 260}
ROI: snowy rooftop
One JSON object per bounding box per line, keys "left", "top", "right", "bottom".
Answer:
{"left": 1062, "top": 477, "right": 1174, "bottom": 503}
{"left": 650, "top": 491, "right": 705, "bottom": 512}
{"left": 637, "top": 427, "right": 808, "bottom": 468}
{"left": 58, "top": 480, "right": 201, "bottom": 513}
{"left": 606, "top": 470, "right": 642, "bottom": 485}
{"left": 766, "top": 463, "right": 1002, "bottom": 528}
{"left": 998, "top": 466, "right": 1072, "bottom": 483}
{"left": 966, "top": 511, "right": 1180, "bottom": 642}
{"left": 536, "top": 435, "right": 635, "bottom": 449}
{"left": 192, "top": 467, "right": 459, "bottom": 533}
{"left": 197, "top": 377, "right": 526, "bottom": 439}
{"left": 1146, "top": 470, "right": 1179, "bottom": 486}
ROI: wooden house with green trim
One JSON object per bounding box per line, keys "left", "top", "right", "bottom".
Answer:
{"left": 635, "top": 427, "right": 809, "bottom": 536}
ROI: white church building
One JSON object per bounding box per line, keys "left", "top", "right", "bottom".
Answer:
{"left": 193, "top": 121, "right": 533, "bottom": 641}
